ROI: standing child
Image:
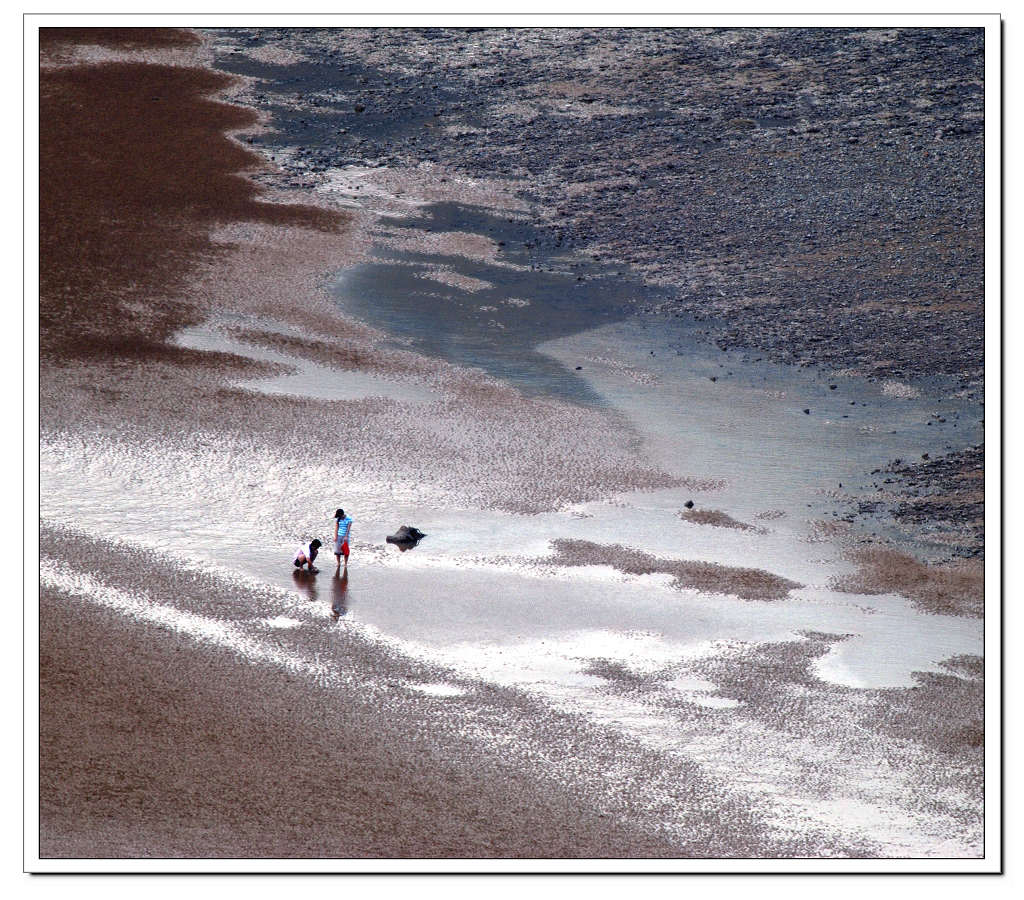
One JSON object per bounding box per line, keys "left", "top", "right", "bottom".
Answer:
{"left": 333, "top": 508, "right": 354, "bottom": 572}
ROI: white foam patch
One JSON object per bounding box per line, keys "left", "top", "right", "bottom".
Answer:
{"left": 665, "top": 674, "right": 740, "bottom": 709}
{"left": 259, "top": 615, "right": 304, "bottom": 629}
{"left": 407, "top": 682, "right": 467, "bottom": 697}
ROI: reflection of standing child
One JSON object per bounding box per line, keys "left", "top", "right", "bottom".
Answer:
{"left": 333, "top": 508, "right": 353, "bottom": 572}
{"left": 331, "top": 570, "right": 349, "bottom": 620}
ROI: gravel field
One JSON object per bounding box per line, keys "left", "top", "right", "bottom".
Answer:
{"left": 210, "top": 27, "right": 984, "bottom": 388}
{"left": 208, "top": 26, "right": 986, "bottom": 557}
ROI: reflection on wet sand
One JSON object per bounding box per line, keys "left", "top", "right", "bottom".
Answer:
{"left": 292, "top": 569, "right": 318, "bottom": 603}
{"left": 331, "top": 571, "right": 349, "bottom": 620}
{"left": 389, "top": 540, "right": 420, "bottom": 553}
{"left": 293, "top": 568, "right": 350, "bottom": 620}
{"left": 387, "top": 525, "right": 427, "bottom": 553}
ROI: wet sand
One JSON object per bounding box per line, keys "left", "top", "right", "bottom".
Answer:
{"left": 40, "top": 590, "right": 683, "bottom": 859}
{"left": 39, "top": 28, "right": 343, "bottom": 361}
{"left": 42, "top": 528, "right": 853, "bottom": 859}
{"left": 36, "top": 26, "right": 694, "bottom": 860}
{"left": 37, "top": 27, "right": 986, "bottom": 862}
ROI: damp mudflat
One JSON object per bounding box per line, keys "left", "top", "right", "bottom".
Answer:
{"left": 44, "top": 200, "right": 983, "bottom": 716}
{"left": 40, "top": 27, "right": 988, "bottom": 862}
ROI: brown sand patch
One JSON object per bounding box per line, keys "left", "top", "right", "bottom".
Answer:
{"left": 581, "top": 659, "right": 649, "bottom": 687}
{"left": 40, "top": 26, "right": 200, "bottom": 56}
{"left": 866, "top": 655, "right": 984, "bottom": 759}
{"left": 679, "top": 508, "right": 757, "bottom": 531}
{"left": 549, "top": 539, "right": 801, "bottom": 601}
{"left": 193, "top": 220, "right": 373, "bottom": 339}
{"left": 900, "top": 490, "right": 985, "bottom": 507}
{"left": 225, "top": 326, "right": 428, "bottom": 379}
{"left": 804, "top": 519, "right": 854, "bottom": 542}
{"left": 40, "top": 30, "right": 347, "bottom": 362}
{"left": 678, "top": 476, "right": 728, "bottom": 492}
{"left": 415, "top": 266, "right": 494, "bottom": 293}
{"left": 689, "top": 632, "right": 855, "bottom": 722}
{"left": 831, "top": 547, "right": 983, "bottom": 618}
{"left": 38, "top": 27, "right": 210, "bottom": 72}
{"left": 374, "top": 226, "right": 519, "bottom": 267}
{"left": 39, "top": 587, "right": 683, "bottom": 859}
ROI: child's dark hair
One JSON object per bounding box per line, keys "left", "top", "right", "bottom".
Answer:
{"left": 311, "top": 539, "right": 322, "bottom": 550}
{"left": 335, "top": 508, "right": 345, "bottom": 519}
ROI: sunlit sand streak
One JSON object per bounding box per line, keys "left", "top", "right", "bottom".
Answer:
{"left": 39, "top": 561, "right": 352, "bottom": 693}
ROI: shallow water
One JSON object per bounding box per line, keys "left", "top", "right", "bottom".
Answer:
{"left": 335, "top": 201, "right": 982, "bottom": 547}
{"left": 36, "top": 36, "right": 986, "bottom": 857}
{"left": 543, "top": 315, "right": 982, "bottom": 537}
{"left": 43, "top": 312, "right": 982, "bottom": 701}
{"left": 332, "top": 202, "right": 658, "bottom": 407}
{"left": 45, "top": 197, "right": 984, "bottom": 714}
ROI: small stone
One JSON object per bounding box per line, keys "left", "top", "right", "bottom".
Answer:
{"left": 803, "top": 408, "right": 810, "bottom": 414}
{"left": 684, "top": 500, "right": 695, "bottom": 509}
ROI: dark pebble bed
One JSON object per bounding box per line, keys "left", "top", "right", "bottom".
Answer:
{"left": 207, "top": 26, "right": 986, "bottom": 557}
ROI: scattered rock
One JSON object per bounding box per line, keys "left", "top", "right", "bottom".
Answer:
{"left": 386, "top": 525, "right": 427, "bottom": 547}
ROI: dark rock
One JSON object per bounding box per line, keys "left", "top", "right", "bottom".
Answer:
{"left": 386, "top": 525, "right": 427, "bottom": 546}
{"left": 684, "top": 500, "right": 695, "bottom": 509}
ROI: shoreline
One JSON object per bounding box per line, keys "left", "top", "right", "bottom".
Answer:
{"left": 37, "top": 26, "right": 986, "bottom": 860}
{"left": 43, "top": 527, "right": 856, "bottom": 859}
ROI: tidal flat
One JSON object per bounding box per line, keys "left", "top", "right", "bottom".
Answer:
{"left": 38, "top": 26, "right": 987, "bottom": 862}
